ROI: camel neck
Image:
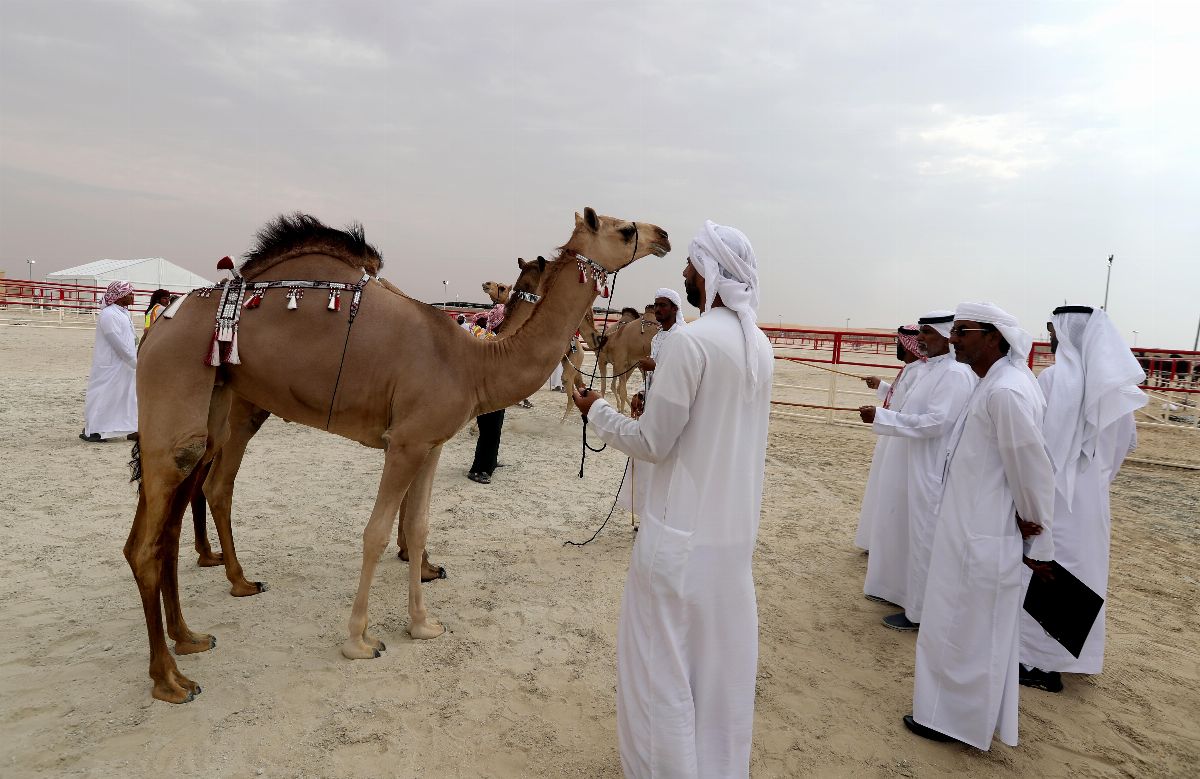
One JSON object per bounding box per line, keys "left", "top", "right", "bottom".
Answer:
{"left": 472, "top": 253, "right": 599, "bottom": 413}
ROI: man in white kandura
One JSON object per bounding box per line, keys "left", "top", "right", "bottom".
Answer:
{"left": 854, "top": 325, "right": 926, "bottom": 552}
{"left": 858, "top": 311, "right": 976, "bottom": 630}
{"left": 80, "top": 281, "right": 139, "bottom": 443}
{"left": 1019, "top": 305, "right": 1145, "bottom": 692}
{"left": 617, "top": 287, "right": 688, "bottom": 520}
{"left": 907, "top": 302, "right": 1055, "bottom": 750}
{"left": 573, "top": 221, "right": 773, "bottom": 778}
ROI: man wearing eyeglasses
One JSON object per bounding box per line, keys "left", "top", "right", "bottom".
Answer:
{"left": 905, "top": 302, "right": 1055, "bottom": 751}
{"left": 858, "top": 311, "right": 977, "bottom": 631}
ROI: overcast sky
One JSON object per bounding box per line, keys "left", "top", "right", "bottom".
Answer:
{"left": 2, "top": 0, "right": 1196, "bottom": 347}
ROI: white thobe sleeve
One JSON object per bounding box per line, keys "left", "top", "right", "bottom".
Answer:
{"left": 585, "top": 333, "right": 701, "bottom": 464}
{"left": 990, "top": 389, "right": 1055, "bottom": 561}
{"left": 876, "top": 382, "right": 890, "bottom": 402}
{"left": 872, "top": 372, "right": 972, "bottom": 439}
{"left": 101, "top": 311, "right": 138, "bottom": 368}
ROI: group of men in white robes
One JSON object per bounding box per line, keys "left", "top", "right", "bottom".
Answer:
{"left": 81, "top": 280, "right": 139, "bottom": 443}
{"left": 854, "top": 301, "right": 1146, "bottom": 751}
{"left": 574, "top": 221, "right": 772, "bottom": 778}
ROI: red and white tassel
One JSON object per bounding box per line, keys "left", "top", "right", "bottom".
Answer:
{"left": 328, "top": 290, "right": 340, "bottom": 311}
{"left": 578, "top": 263, "right": 587, "bottom": 284}
{"left": 226, "top": 326, "right": 241, "bottom": 364}
{"left": 206, "top": 331, "right": 221, "bottom": 366}
{"left": 244, "top": 292, "right": 262, "bottom": 309}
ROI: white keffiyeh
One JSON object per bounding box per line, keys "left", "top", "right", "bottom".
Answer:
{"left": 688, "top": 220, "right": 762, "bottom": 388}
{"left": 1042, "top": 307, "right": 1147, "bottom": 508}
{"left": 654, "top": 287, "right": 681, "bottom": 310}
{"left": 954, "top": 302, "right": 1035, "bottom": 381}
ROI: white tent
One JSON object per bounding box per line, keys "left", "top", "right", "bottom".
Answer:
{"left": 45, "top": 257, "right": 211, "bottom": 309}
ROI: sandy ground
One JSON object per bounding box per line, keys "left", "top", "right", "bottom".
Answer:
{"left": 1, "top": 324, "right": 1198, "bottom": 778}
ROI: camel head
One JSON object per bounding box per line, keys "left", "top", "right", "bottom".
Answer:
{"left": 514, "top": 256, "right": 549, "bottom": 296}
{"left": 482, "top": 281, "right": 511, "bottom": 305}
{"left": 619, "top": 307, "right": 640, "bottom": 324}
{"left": 565, "top": 207, "right": 670, "bottom": 272}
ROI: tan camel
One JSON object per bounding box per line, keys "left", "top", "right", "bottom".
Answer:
{"left": 596, "top": 310, "right": 660, "bottom": 413}
{"left": 188, "top": 256, "right": 552, "bottom": 597}
{"left": 559, "top": 307, "right": 637, "bottom": 421}
{"left": 124, "top": 209, "right": 668, "bottom": 703}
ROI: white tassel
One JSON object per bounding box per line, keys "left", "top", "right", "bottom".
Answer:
{"left": 328, "top": 290, "right": 340, "bottom": 311}
{"left": 226, "top": 326, "right": 241, "bottom": 365}
{"left": 287, "top": 291, "right": 298, "bottom": 310}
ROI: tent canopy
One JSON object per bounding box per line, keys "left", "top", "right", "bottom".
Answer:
{"left": 46, "top": 257, "right": 211, "bottom": 293}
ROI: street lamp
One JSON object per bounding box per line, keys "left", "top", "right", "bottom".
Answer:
{"left": 845, "top": 317, "right": 850, "bottom": 330}
{"left": 442, "top": 280, "right": 448, "bottom": 305}
{"left": 26, "top": 258, "right": 35, "bottom": 278}
{"left": 1132, "top": 330, "right": 1138, "bottom": 347}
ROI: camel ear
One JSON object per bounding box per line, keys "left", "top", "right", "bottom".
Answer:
{"left": 583, "top": 207, "right": 600, "bottom": 232}
{"left": 536, "top": 256, "right": 547, "bottom": 272}
{"left": 517, "top": 257, "right": 527, "bottom": 269}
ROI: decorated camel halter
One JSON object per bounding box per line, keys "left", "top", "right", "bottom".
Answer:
{"left": 511, "top": 289, "right": 541, "bottom": 304}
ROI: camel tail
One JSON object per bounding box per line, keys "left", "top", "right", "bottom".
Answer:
{"left": 128, "top": 440, "right": 143, "bottom": 484}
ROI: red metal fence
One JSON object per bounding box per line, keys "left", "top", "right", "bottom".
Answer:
{"left": 0, "top": 277, "right": 189, "bottom": 315}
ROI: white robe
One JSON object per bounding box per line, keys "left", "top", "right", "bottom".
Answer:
{"left": 547, "top": 360, "right": 564, "bottom": 390}
{"left": 617, "top": 317, "right": 687, "bottom": 520}
{"left": 83, "top": 304, "right": 138, "bottom": 439}
{"left": 1019, "top": 365, "right": 1137, "bottom": 673}
{"left": 854, "top": 362, "right": 923, "bottom": 551}
{"left": 914, "top": 358, "right": 1054, "bottom": 750}
{"left": 587, "top": 307, "right": 773, "bottom": 779}
{"left": 863, "top": 354, "right": 976, "bottom": 618}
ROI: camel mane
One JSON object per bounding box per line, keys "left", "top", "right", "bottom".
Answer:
{"left": 239, "top": 213, "right": 384, "bottom": 280}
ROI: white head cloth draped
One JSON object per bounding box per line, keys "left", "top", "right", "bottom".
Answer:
{"left": 954, "top": 302, "right": 1035, "bottom": 380}
{"left": 919, "top": 309, "right": 956, "bottom": 339}
{"left": 688, "top": 220, "right": 762, "bottom": 388}
{"left": 1043, "top": 306, "right": 1147, "bottom": 508}
{"left": 654, "top": 287, "right": 682, "bottom": 310}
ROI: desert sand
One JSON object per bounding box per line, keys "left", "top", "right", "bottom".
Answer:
{"left": 1, "top": 323, "right": 1197, "bottom": 778}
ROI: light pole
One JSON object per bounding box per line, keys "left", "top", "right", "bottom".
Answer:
{"left": 26, "top": 258, "right": 35, "bottom": 278}
{"left": 1132, "top": 330, "right": 1138, "bottom": 347}
{"left": 1102, "top": 254, "right": 1113, "bottom": 311}
{"left": 845, "top": 317, "right": 850, "bottom": 330}
{"left": 442, "top": 280, "right": 448, "bottom": 305}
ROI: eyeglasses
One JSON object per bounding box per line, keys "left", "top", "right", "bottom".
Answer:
{"left": 949, "top": 326, "right": 990, "bottom": 337}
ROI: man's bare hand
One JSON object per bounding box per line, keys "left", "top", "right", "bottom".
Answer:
{"left": 572, "top": 387, "right": 600, "bottom": 419}
{"left": 1016, "top": 512, "right": 1043, "bottom": 539}
{"left": 630, "top": 392, "right": 645, "bottom": 419}
{"left": 636, "top": 357, "right": 656, "bottom": 372}
{"left": 858, "top": 405, "right": 876, "bottom": 423}
{"left": 864, "top": 376, "right": 881, "bottom": 389}
{"left": 1023, "top": 557, "right": 1055, "bottom": 582}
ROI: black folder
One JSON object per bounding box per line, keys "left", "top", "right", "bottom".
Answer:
{"left": 1022, "top": 560, "right": 1104, "bottom": 658}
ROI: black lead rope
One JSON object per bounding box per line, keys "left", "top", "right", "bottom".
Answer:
{"left": 569, "top": 224, "right": 639, "bottom": 546}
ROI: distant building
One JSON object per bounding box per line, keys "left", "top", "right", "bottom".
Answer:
{"left": 45, "top": 257, "right": 211, "bottom": 308}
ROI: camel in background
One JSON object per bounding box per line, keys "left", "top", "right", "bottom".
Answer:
{"left": 559, "top": 307, "right": 639, "bottom": 421}
{"left": 125, "top": 209, "right": 668, "bottom": 702}
{"left": 596, "top": 309, "right": 660, "bottom": 413}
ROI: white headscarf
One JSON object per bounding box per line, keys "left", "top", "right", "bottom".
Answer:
{"left": 688, "top": 220, "right": 762, "bottom": 388}
{"left": 918, "top": 310, "right": 955, "bottom": 339}
{"left": 1043, "top": 307, "right": 1147, "bottom": 508}
{"left": 653, "top": 287, "right": 682, "bottom": 310}
{"left": 954, "top": 302, "right": 1035, "bottom": 382}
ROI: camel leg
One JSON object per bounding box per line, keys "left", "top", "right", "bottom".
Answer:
{"left": 190, "top": 478, "right": 224, "bottom": 567}
{"left": 161, "top": 465, "right": 219, "bottom": 656}
{"left": 125, "top": 434, "right": 209, "bottom": 704}
{"left": 396, "top": 479, "right": 447, "bottom": 582}
{"left": 204, "top": 399, "right": 271, "bottom": 596}
{"left": 400, "top": 444, "right": 446, "bottom": 640}
{"left": 342, "top": 443, "right": 431, "bottom": 659}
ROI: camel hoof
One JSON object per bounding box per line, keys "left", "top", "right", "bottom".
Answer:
{"left": 152, "top": 683, "right": 196, "bottom": 704}
{"left": 436, "top": 567, "right": 447, "bottom": 580}
{"left": 374, "top": 648, "right": 381, "bottom": 658}
{"left": 230, "top": 581, "right": 264, "bottom": 597}
{"left": 174, "top": 634, "right": 217, "bottom": 655}
{"left": 197, "top": 552, "right": 225, "bottom": 567}
{"left": 341, "top": 639, "right": 384, "bottom": 660}
{"left": 398, "top": 550, "right": 409, "bottom": 562}
{"left": 409, "top": 620, "right": 445, "bottom": 640}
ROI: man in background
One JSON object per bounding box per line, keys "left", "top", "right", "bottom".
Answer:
{"left": 81, "top": 281, "right": 138, "bottom": 443}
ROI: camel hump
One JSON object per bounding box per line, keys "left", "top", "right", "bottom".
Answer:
{"left": 239, "top": 213, "right": 384, "bottom": 280}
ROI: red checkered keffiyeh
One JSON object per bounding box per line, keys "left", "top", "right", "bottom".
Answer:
{"left": 103, "top": 280, "right": 134, "bottom": 307}
{"left": 898, "top": 324, "right": 926, "bottom": 362}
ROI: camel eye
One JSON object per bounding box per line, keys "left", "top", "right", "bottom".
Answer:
{"left": 619, "top": 225, "right": 636, "bottom": 240}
